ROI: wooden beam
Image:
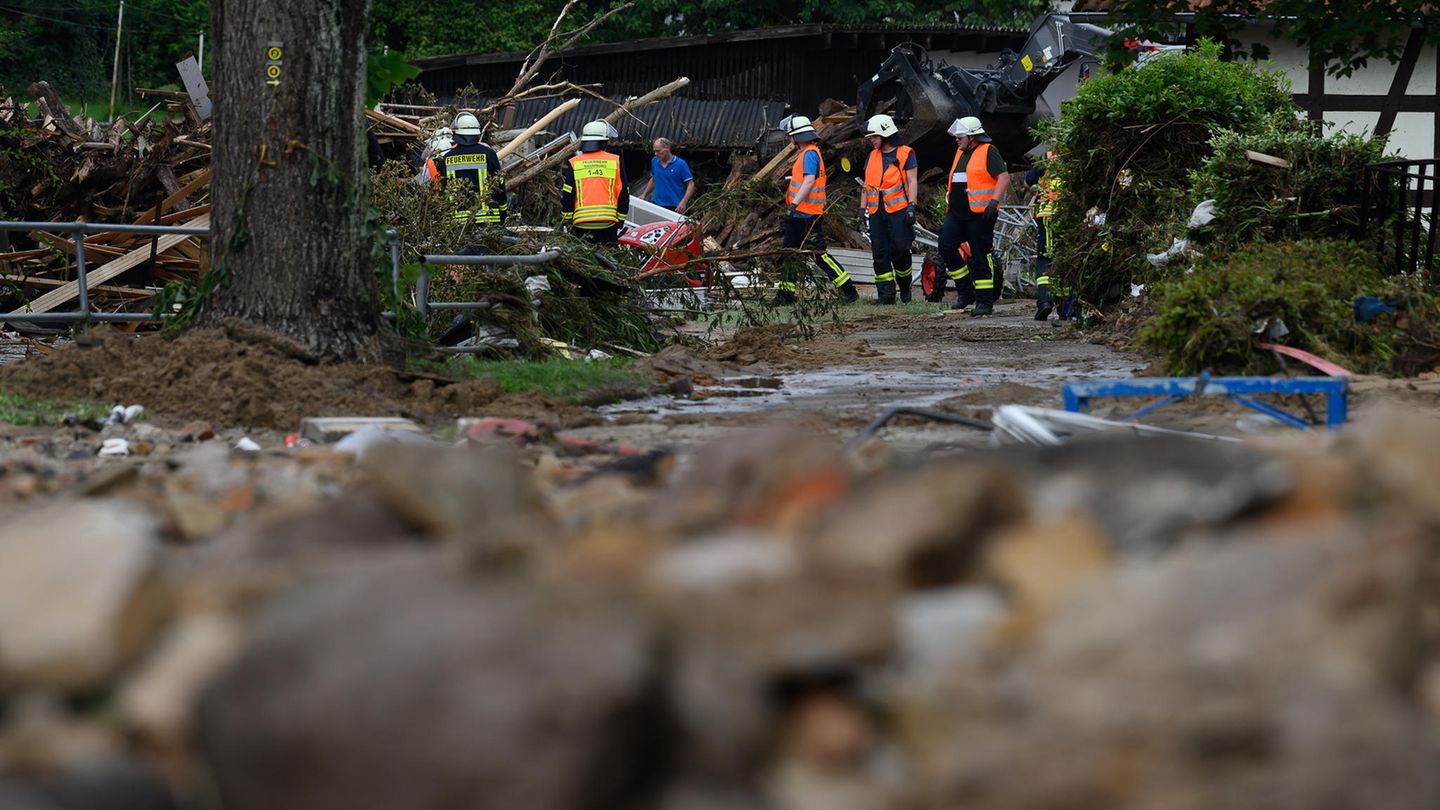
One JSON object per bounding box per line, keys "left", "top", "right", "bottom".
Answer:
{"left": 5, "top": 213, "right": 209, "bottom": 315}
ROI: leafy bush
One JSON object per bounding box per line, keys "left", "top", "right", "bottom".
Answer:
{"left": 1037, "top": 40, "right": 1299, "bottom": 306}
{"left": 1139, "top": 240, "right": 1395, "bottom": 374}
{"left": 1191, "top": 123, "right": 1390, "bottom": 249}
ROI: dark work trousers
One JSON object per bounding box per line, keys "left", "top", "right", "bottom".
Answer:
{"left": 867, "top": 208, "right": 913, "bottom": 302}
{"left": 780, "top": 215, "right": 850, "bottom": 292}
{"left": 939, "top": 212, "right": 998, "bottom": 305}
{"left": 574, "top": 223, "right": 620, "bottom": 245}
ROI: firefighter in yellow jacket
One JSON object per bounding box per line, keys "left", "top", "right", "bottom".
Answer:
{"left": 937, "top": 116, "right": 1009, "bottom": 317}
{"left": 561, "top": 120, "right": 629, "bottom": 244}
{"left": 861, "top": 114, "right": 919, "bottom": 304}
{"left": 422, "top": 112, "right": 508, "bottom": 228}
{"left": 1026, "top": 151, "right": 1061, "bottom": 320}
{"left": 770, "top": 114, "right": 859, "bottom": 307}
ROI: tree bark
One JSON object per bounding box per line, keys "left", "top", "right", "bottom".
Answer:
{"left": 204, "top": 0, "right": 380, "bottom": 361}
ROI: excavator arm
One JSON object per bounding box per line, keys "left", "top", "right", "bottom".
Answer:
{"left": 855, "top": 13, "right": 1112, "bottom": 162}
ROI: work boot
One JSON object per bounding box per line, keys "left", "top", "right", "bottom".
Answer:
{"left": 839, "top": 281, "right": 860, "bottom": 304}
{"left": 1034, "top": 286, "right": 1053, "bottom": 321}
{"left": 951, "top": 290, "right": 975, "bottom": 311}
{"left": 875, "top": 281, "right": 896, "bottom": 305}
{"left": 971, "top": 299, "right": 994, "bottom": 318}
{"left": 768, "top": 290, "right": 798, "bottom": 307}
{"left": 897, "top": 273, "right": 913, "bottom": 303}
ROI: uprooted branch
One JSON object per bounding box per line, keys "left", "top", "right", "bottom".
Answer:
{"left": 505, "top": 1, "right": 634, "bottom": 99}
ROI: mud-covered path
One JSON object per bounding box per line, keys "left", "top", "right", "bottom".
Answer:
{"left": 572, "top": 299, "right": 1150, "bottom": 454}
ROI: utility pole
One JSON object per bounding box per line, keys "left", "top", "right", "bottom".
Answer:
{"left": 108, "top": 0, "right": 125, "bottom": 121}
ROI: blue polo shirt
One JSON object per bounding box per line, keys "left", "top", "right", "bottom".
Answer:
{"left": 649, "top": 154, "right": 693, "bottom": 208}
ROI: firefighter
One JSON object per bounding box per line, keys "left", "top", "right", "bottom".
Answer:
{"left": 937, "top": 116, "right": 1009, "bottom": 317}
{"left": 1025, "top": 151, "right": 1060, "bottom": 320}
{"left": 861, "top": 114, "right": 919, "bottom": 304}
{"left": 771, "top": 114, "right": 859, "bottom": 307}
{"left": 561, "top": 120, "right": 629, "bottom": 244}
{"left": 422, "top": 112, "right": 507, "bottom": 228}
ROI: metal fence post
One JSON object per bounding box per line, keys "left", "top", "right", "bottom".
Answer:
{"left": 72, "top": 225, "right": 90, "bottom": 334}
{"left": 388, "top": 228, "right": 402, "bottom": 302}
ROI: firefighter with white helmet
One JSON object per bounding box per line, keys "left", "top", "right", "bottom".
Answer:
{"left": 769, "top": 114, "right": 858, "bottom": 306}
{"left": 861, "top": 113, "right": 919, "bottom": 304}
{"left": 936, "top": 116, "right": 1009, "bottom": 316}
{"left": 421, "top": 111, "right": 508, "bottom": 227}
{"left": 561, "top": 120, "right": 629, "bottom": 244}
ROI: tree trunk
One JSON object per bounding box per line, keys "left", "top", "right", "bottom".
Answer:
{"left": 204, "top": 0, "right": 379, "bottom": 360}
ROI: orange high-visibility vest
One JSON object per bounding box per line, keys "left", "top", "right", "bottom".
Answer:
{"left": 569, "top": 151, "right": 622, "bottom": 227}
{"left": 946, "top": 143, "right": 1000, "bottom": 215}
{"left": 787, "top": 144, "right": 826, "bottom": 215}
{"left": 1035, "top": 174, "right": 1062, "bottom": 218}
{"left": 863, "top": 145, "right": 915, "bottom": 214}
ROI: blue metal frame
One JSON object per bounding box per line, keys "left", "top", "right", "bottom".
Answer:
{"left": 1062, "top": 373, "right": 1348, "bottom": 430}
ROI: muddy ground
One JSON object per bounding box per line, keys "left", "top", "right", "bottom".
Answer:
{"left": 1, "top": 300, "right": 1437, "bottom": 461}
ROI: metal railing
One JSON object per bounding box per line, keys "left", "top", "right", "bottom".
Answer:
{"left": 1363, "top": 159, "right": 1438, "bottom": 278}
{"left": 410, "top": 248, "right": 561, "bottom": 318}
{"left": 0, "top": 221, "right": 402, "bottom": 332}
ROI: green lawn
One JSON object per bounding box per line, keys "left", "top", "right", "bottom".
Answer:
{"left": 425, "top": 356, "right": 656, "bottom": 403}
{"left": 0, "top": 390, "right": 110, "bottom": 426}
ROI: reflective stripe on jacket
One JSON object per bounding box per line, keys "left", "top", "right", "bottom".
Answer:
{"left": 788, "top": 144, "right": 826, "bottom": 215}
{"left": 863, "top": 145, "right": 914, "bottom": 214}
{"left": 568, "top": 151, "right": 623, "bottom": 227}
{"left": 946, "top": 143, "right": 1000, "bottom": 215}
{"left": 1035, "top": 174, "right": 1062, "bottom": 218}
{"left": 434, "top": 145, "right": 506, "bottom": 224}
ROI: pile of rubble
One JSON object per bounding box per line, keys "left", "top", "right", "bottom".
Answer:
{"left": 0, "top": 82, "right": 211, "bottom": 321}
{"left": 0, "top": 399, "right": 1436, "bottom": 809}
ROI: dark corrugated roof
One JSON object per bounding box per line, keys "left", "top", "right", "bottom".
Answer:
{"left": 413, "top": 23, "right": 1026, "bottom": 69}
{"left": 493, "top": 96, "right": 785, "bottom": 150}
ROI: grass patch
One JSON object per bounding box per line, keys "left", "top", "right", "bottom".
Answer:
{"left": 0, "top": 389, "right": 109, "bottom": 426}
{"left": 426, "top": 356, "right": 656, "bottom": 403}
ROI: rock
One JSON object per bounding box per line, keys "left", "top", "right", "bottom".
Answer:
{"left": 178, "top": 421, "right": 214, "bottom": 442}
{"left": 120, "top": 613, "right": 245, "bottom": 745}
{"left": 1002, "top": 436, "right": 1293, "bottom": 558}
{"left": 910, "top": 522, "right": 1434, "bottom": 809}
{"left": 807, "top": 460, "right": 1025, "bottom": 587}
{"left": 895, "top": 585, "right": 1007, "bottom": 667}
{"left": 360, "top": 443, "right": 554, "bottom": 555}
{"left": 0, "top": 499, "right": 167, "bottom": 692}
{"left": 982, "top": 515, "right": 1113, "bottom": 644}
{"left": 0, "top": 759, "right": 175, "bottom": 810}
{"left": 300, "top": 416, "right": 422, "bottom": 445}
{"left": 197, "top": 550, "right": 673, "bottom": 810}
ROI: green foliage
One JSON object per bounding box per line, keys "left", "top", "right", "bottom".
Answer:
{"left": 366, "top": 50, "right": 420, "bottom": 108}
{"left": 1100, "top": 0, "right": 1438, "bottom": 78}
{"left": 423, "top": 356, "right": 654, "bottom": 402}
{"left": 0, "top": 389, "right": 108, "bottom": 426}
{"left": 1190, "top": 122, "right": 1390, "bottom": 249}
{"left": 1138, "top": 240, "right": 1393, "bottom": 374}
{"left": 1037, "top": 41, "right": 1299, "bottom": 306}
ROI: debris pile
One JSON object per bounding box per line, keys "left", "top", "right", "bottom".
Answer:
{"left": 0, "top": 82, "right": 211, "bottom": 320}
{"left": 0, "top": 399, "right": 1437, "bottom": 808}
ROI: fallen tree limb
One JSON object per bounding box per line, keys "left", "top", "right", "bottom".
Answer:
{"left": 509, "top": 76, "right": 690, "bottom": 187}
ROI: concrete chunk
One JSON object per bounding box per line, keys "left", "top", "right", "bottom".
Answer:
{"left": 299, "top": 417, "right": 422, "bottom": 444}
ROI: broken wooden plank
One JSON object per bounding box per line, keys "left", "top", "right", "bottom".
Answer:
{"left": 1246, "top": 150, "right": 1290, "bottom": 168}
{"left": 5, "top": 213, "right": 209, "bottom": 315}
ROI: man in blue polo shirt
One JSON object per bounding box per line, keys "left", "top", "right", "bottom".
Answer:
{"left": 639, "top": 137, "right": 696, "bottom": 214}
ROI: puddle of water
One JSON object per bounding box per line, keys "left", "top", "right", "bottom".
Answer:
{"left": 604, "top": 353, "right": 1144, "bottom": 419}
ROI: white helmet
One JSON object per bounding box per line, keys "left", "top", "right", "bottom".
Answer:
{"left": 453, "top": 112, "right": 482, "bottom": 136}
{"left": 947, "top": 116, "right": 985, "bottom": 138}
{"left": 865, "top": 114, "right": 898, "bottom": 138}
{"left": 581, "top": 120, "right": 617, "bottom": 141}
{"left": 781, "top": 114, "right": 815, "bottom": 136}
{"left": 428, "top": 126, "right": 454, "bottom": 152}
